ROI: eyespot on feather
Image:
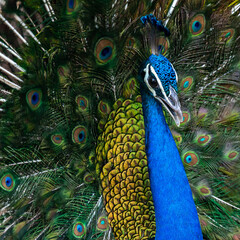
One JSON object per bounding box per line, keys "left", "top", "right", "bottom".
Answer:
{"left": 180, "top": 112, "right": 190, "bottom": 125}
{"left": 173, "top": 134, "right": 182, "bottom": 145}
{"left": 180, "top": 76, "right": 193, "bottom": 91}
{"left": 67, "top": 0, "right": 78, "bottom": 13}
{"left": 183, "top": 151, "right": 199, "bottom": 166}
{"left": 197, "top": 185, "right": 211, "bottom": 196}
{"left": 219, "top": 29, "right": 235, "bottom": 43}
{"left": 26, "top": 89, "right": 42, "bottom": 110}
{"left": 83, "top": 173, "right": 95, "bottom": 184}
{"left": 76, "top": 96, "right": 88, "bottom": 111}
{"left": 73, "top": 222, "right": 86, "bottom": 238}
{"left": 225, "top": 151, "right": 238, "bottom": 161}
{"left": 98, "top": 101, "right": 110, "bottom": 116}
{"left": 51, "top": 134, "right": 64, "bottom": 145}
{"left": 126, "top": 38, "right": 136, "bottom": 48}
{"left": 97, "top": 217, "right": 109, "bottom": 230}
{"left": 123, "top": 77, "right": 138, "bottom": 98}
{"left": 1, "top": 173, "right": 15, "bottom": 191}
{"left": 72, "top": 126, "right": 87, "bottom": 144}
{"left": 189, "top": 14, "right": 205, "bottom": 36}
{"left": 95, "top": 38, "right": 115, "bottom": 64}
{"left": 157, "top": 36, "right": 169, "bottom": 55}
{"left": 196, "top": 134, "right": 211, "bottom": 146}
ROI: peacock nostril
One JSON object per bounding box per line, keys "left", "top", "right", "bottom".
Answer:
{"left": 168, "top": 95, "right": 175, "bottom": 106}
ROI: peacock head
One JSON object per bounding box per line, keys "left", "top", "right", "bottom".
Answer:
{"left": 140, "top": 54, "right": 183, "bottom": 126}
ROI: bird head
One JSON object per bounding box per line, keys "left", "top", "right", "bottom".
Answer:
{"left": 140, "top": 54, "right": 183, "bottom": 126}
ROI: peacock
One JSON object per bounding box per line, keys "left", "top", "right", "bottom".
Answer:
{"left": 0, "top": 0, "right": 240, "bottom": 239}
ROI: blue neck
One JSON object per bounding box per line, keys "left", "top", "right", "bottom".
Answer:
{"left": 141, "top": 90, "right": 203, "bottom": 240}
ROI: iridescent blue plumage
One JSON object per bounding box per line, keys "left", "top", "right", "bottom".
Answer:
{"left": 147, "top": 54, "right": 178, "bottom": 95}
{"left": 5, "top": 177, "right": 12, "bottom": 187}
{"left": 78, "top": 131, "right": 85, "bottom": 142}
{"left": 77, "top": 224, "right": 82, "bottom": 232}
{"left": 100, "top": 47, "right": 112, "bottom": 60}
{"left": 140, "top": 14, "right": 170, "bottom": 37}
{"left": 68, "top": 0, "right": 75, "bottom": 9}
{"left": 192, "top": 21, "right": 202, "bottom": 32}
{"left": 140, "top": 53, "right": 203, "bottom": 239}
{"left": 31, "top": 92, "right": 39, "bottom": 105}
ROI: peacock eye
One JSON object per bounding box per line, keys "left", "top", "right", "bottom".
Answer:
{"left": 148, "top": 77, "right": 158, "bottom": 88}
{"left": 1, "top": 173, "right": 15, "bottom": 191}
{"left": 26, "top": 89, "right": 42, "bottom": 110}
{"left": 72, "top": 222, "right": 86, "bottom": 238}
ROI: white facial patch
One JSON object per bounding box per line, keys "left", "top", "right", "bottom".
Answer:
{"left": 143, "top": 63, "right": 157, "bottom": 97}
{"left": 143, "top": 63, "right": 182, "bottom": 126}
{"left": 171, "top": 63, "right": 178, "bottom": 82}
{"left": 143, "top": 63, "right": 173, "bottom": 106}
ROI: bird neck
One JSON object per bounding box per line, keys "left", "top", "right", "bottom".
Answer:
{"left": 141, "top": 90, "right": 203, "bottom": 240}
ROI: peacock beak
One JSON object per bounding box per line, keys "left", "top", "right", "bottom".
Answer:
{"left": 155, "top": 85, "right": 183, "bottom": 126}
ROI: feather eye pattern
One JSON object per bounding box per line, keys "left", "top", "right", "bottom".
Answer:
{"left": 95, "top": 38, "right": 116, "bottom": 65}
{"left": 26, "top": 89, "right": 43, "bottom": 110}
{"left": 0, "top": 0, "right": 239, "bottom": 240}
{"left": 76, "top": 96, "right": 89, "bottom": 111}
{"left": 72, "top": 126, "right": 88, "bottom": 144}
{"left": 72, "top": 222, "right": 86, "bottom": 238}
{"left": 51, "top": 133, "right": 64, "bottom": 146}
{"left": 0, "top": 173, "right": 15, "bottom": 192}
{"left": 189, "top": 14, "right": 206, "bottom": 36}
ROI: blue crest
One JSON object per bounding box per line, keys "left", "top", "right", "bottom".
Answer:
{"left": 147, "top": 54, "right": 178, "bottom": 96}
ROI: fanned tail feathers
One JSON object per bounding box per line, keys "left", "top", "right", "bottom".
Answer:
{"left": 0, "top": 0, "right": 240, "bottom": 239}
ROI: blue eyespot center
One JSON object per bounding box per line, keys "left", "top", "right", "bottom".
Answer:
{"left": 80, "top": 100, "right": 85, "bottom": 107}
{"left": 200, "top": 137, "right": 205, "bottom": 142}
{"left": 101, "top": 220, "right": 105, "bottom": 225}
{"left": 192, "top": 21, "right": 201, "bottom": 32}
{"left": 31, "top": 92, "right": 39, "bottom": 105}
{"left": 78, "top": 131, "right": 85, "bottom": 142}
{"left": 68, "top": 0, "right": 74, "bottom": 9}
{"left": 100, "top": 46, "right": 112, "bottom": 60}
{"left": 225, "top": 32, "right": 231, "bottom": 38}
{"left": 77, "top": 224, "right": 82, "bottom": 232}
{"left": 186, "top": 156, "right": 192, "bottom": 163}
{"left": 5, "top": 176, "right": 12, "bottom": 187}
{"left": 183, "top": 81, "right": 189, "bottom": 88}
